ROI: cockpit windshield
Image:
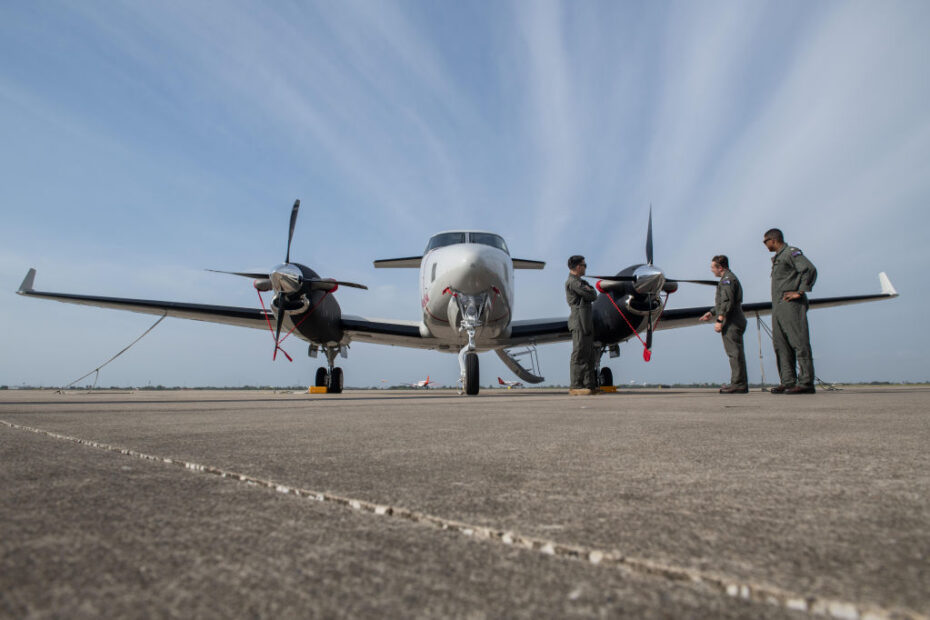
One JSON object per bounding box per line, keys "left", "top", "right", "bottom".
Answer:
{"left": 425, "top": 232, "right": 466, "bottom": 252}
{"left": 424, "top": 231, "right": 510, "bottom": 255}
{"left": 470, "top": 233, "right": 509, "bottom": 254}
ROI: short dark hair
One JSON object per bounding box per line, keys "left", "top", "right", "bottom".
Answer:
{"left": 567, "top": 255, "right": 585, "bottom": 269}
{"left": 711, "top": 255, "right": 728, "bottom": 269}
{"left": 764, "top": 228, "right": 784, "bottom": 242}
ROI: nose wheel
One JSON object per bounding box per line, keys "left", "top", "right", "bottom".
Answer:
{"left": 598, "top": 366, "right": 613, "bottom": 388}
{"left": 464, "top": 352, "right": 479, "bottom": 395}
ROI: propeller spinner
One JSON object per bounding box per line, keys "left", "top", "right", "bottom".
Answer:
{"left": 208, "top": 199, "right": 368, "bottom": 360}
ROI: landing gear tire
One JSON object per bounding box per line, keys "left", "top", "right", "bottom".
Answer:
{"left": 598, "top": 367, "right": 613, "bottom": 388}
{"left": 329, "top": 367, "right": 344, "bottom": 394}
{"left": 464, "top": 353, "right": 479, "bottom": 396}
{"left": 315, "top": 367, "right": 328, "bottom": 387}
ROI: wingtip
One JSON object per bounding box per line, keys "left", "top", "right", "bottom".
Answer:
{"left": 18, "top": 268, "right": 36, "bottom": 294}
{"left": 878, "top": 272, "right": 898, "bottom": 297}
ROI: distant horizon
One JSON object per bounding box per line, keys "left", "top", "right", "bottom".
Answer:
{"left": 4, "top": 381, "right": 927, "bottom": 391}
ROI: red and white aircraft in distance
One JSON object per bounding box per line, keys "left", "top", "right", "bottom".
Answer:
{"left": 410, "top": 376, "right": 437, "bottom": 389}
{"left": 498, "top": 377, "right": 524, "bottom": 388}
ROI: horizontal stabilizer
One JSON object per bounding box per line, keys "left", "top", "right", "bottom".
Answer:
{"left": 373, "top": 257, "right": 422, "bottom": 268}
{"left": 512, "top": 258, "right": 545, "bottom": 269}
{"left": 495, "top": 348, "right": 544, "bottom": 384}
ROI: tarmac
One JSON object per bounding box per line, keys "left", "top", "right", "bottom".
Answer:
{"left": 1, "top": 386, "right": 928, "bottom": 619}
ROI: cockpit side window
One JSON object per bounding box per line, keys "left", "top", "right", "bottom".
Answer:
{"left": 425, "top": 232, "right": 467, "bottom": 252}
{"left": 469, "top": 233, "right": 509, "bottom": 255}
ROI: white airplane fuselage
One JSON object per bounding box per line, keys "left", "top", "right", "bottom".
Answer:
{"left": 418, "top": 242, "right": 513, "bottom": 350}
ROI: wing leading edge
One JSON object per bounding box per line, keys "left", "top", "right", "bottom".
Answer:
{"left": 655, "top": 272, "right": 899, "bottom": 332}
{"left": 17, "top": 268, "right": 270, "bottom": 330}
{"left": 493, "top": 273, "right": 899, "bottom": 344}
{"left": 16, "top": 268, "right": 898, "bottom": 350}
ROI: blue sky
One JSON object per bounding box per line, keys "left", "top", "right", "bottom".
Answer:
{"left": 2, "top": 1, "right": 927, "bottom": 388}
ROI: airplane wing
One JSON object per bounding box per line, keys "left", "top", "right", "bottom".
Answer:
{"left": 17, "top": 269, "right": 270, "bottom": 330}
{"left": 339, "top": 315, "right": 434, "bottom": 349}
{"left": 498, "top": 318, "right": 571, "bottom": 347}
{"left": 496, "top": 273, "right": 898, "bottom": 343}
{"left": 655, "top": 272, "right": 899, "bottom": 332}
{"left": 17, "top": 269, "right": 434, "bottom": 347}
{"left": 17, "top": 267, "right": 897, "bottom": 351}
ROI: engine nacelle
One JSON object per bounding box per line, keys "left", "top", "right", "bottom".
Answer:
{"left": 593, "top": 289, "right": 649, "bottom": 346}
{"left": 272, "top": 293, "right": 310, "bottom": 315}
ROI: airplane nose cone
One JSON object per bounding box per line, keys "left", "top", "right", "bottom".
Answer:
{"left": 451, "top": 246, "right": 496, "bottom": 294}
{"left": 633, "top": 264, "right": 666, "bottom": 295}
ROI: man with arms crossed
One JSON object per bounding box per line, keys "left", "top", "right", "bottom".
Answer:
{"left": 565, "top": 255, "right": 598, "bottom": 395}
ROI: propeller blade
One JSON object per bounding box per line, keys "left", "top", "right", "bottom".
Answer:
{"left": 273, "top": 309, "right": 286, "bottom": 361}
{"left": 300, "top": 277, "right": 368, "bottom": 291}
{"left": 285, "top": 199, "right": 300, "bottom": 264}
{"left": 595, "top": 279, "right": 627, "bottom": 293}
{"left": 667, "top": 278, "right": 719, "bottom": 286}
{"left": 646, "top": 207, "right": 654, "bottom": 265}
{"left": 590, "top": 275, "right": 635, "bottom": 282}
{"left": 206, "top": 269, "right": 270, "bottom": 279}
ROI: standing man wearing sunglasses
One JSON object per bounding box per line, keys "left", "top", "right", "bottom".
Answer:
{"left": 764, "top": 229, "right": 818, "bottom": 394}
{"left": 566, "top": 255, "right": 599, "bottom": 395}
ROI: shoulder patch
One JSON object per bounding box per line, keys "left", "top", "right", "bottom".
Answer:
{"left": 789, "top": 246, "right": 803, "bottom": 257}
{"left": 721, "top": 279, "right": 731, "bottom": 285}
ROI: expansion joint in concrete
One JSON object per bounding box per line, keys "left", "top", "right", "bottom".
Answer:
{"left": 1, "top": 419, "right": 924, "bottom": 620}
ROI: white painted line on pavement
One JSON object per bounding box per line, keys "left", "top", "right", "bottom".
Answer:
{"left": 2, "top": 419, "right": 924, "bottom": 620}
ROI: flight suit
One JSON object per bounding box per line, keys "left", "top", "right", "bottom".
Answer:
{"left": 770, "top": 245, "right": 818, "bottom": 388}
{"left": 566, "top": 274, "right": 598, "bottom": 389}
{"left": 713, "top": 269, "right": 747, "bottom": 388}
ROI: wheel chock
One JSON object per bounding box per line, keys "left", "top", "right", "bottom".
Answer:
{"left": 308, "top": 386, "right": 328, "bottom": 394}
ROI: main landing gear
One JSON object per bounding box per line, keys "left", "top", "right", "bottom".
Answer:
{"left": 596, "top": 345, "right": 618, "bottom": 388}
{"left": 313, "top": 346, "right": 345, "bottom": 393}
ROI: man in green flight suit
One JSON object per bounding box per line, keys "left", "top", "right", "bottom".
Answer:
{"left": 764, "top": 228, "right": 818, "bottom": 394}
{"left": 565, "top": 255, "right": 599, "bottom": 395}
{"left": 700, "top": 255, "right": 747, "bottom": 393}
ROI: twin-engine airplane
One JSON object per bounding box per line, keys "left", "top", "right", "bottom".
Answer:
{"left": 17, "top": 200, "right": 899, "bottom": 395}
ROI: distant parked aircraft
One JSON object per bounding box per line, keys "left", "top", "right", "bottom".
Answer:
{"left": 409, "top": 376, "right": 437, "bottom": 389}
